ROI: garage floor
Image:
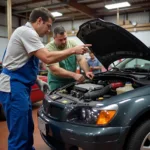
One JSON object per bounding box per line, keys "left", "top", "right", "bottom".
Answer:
{"left": 0, "top": 102, "right": 51, "bottom": 150}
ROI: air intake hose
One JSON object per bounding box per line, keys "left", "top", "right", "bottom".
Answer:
{"left": 84, "top": 85, "right": 111, "bottom": 99}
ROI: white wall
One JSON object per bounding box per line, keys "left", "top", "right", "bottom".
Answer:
{"left": 131, "top": 31, "right": 150, "bottom": 47}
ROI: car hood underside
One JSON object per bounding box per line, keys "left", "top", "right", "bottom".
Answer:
{"left": 77, "top": 19, "right": 150, "bottom": 69}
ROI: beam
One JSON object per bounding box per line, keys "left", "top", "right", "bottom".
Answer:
{"left": 0, "top": 24, "right": 16, "bottom": 29}
{"left": 13, "top": 2, "right": 68, "bottom": 14}
{"left": 63, "top": 12, "right": 82, "bottom": 17}
{"left": 49, "top": 6, "right": 69, "bottom": 11}
{"left": 59, "top": 0, "right": 96, "bottom": 18}
{"left": 122, "top": 23, "right": 150, "bottom": 29}
{"left": 0, "top": 36, "right": 8, "bottom": 39}
{"left": 19, "top": 6, "right": 70, "bottom": 17}
{"left": 63, "top": 11, "right": 80, "bottom": 15}
{"left": 12, "top": 0, "right": 50, "bottom": 7}
{"left": 77, "top": 0, "right": 105, "bottom": 5}
{"left": 127, "top": 27, "right": 150, "bottom": 32}
{"left": 130, "top": 1, "right": 150, "bottom": 6}
{"left": 55, "top": 15, "right": 90, "bottom": 22}
{"left": 7, "top": 0, "right": 12, "bottom": 40}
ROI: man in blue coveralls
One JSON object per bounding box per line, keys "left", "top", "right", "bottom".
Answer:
{"left": 0, "top": 7, "right": 91, "bottom": 150}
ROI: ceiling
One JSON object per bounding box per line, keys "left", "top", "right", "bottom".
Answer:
{"left": 0, "top": 0, "right": 150, "bottom": 22}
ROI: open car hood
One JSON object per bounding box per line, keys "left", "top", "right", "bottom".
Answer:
{"left": 77, "top": 19, "right": 150, "bottom": 69}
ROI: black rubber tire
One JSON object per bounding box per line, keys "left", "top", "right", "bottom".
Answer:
{"left": 0, "top": 106, "right": 6, "bottom": 121}
{"left": 125, "top": 119, "right": 150, "bottom": 150}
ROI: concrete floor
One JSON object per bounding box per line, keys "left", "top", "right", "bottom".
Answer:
{"left": 0, "top": 102, "right": 51, "bottom": 150}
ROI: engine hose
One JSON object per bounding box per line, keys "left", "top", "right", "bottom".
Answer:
{"left": 84, "top": 85, "right": 111, "bottom": 99}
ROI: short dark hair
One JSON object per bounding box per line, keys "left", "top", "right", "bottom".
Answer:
{"left": 29, "top": 7, "right": 55, "bottom": 23}
{"left": 53, "top": 26, "right": 66, "bottom": 37}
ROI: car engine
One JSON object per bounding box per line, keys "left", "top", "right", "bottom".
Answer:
{"left": 52, "top": 72, "right": 150, "bottom": 102}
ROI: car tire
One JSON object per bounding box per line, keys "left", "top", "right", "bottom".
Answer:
{"left": 125, "top": 119, "right": 150, "bottom": 150}
{"left": 0, "top": 107, "right": 6, "bottom": 121}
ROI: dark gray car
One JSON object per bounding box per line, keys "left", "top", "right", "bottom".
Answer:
{"left": 38, "top": 19, "right": 150, "bottom": 150}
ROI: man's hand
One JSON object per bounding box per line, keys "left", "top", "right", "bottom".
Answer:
{"left": 85, "top": 71, "right": 94, "bottom": 80}
{"left": 74, "top": 44, "right": 92, "bottom": 55}
{"left": 36, "top": 79, "right": 50, "bottom": 93}
{"left": 73, "top": 73, "right": 85, "bottom": 83}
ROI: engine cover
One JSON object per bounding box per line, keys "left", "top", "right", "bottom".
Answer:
{"left": 74, "top": 83, "right": 104, "bottom": 92}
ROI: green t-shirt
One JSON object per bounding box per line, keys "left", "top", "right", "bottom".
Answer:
{"left": 45, "top": 39, "right": 77, "bottom": 90}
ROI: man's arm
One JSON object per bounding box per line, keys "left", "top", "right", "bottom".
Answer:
{"left": 48, "top": 64, "right": 85, "bottom": 82}
{"left": 32, "top": 44, "right": 91, "bottom": 64}
{"left": 48, "top": 63, "right": 76, "bottom": 78}
{"left": 77, "top": 55, "right": 94, "bottom": 79}
{"left": 77, "top": 55, "right": 90, "bottom": 73}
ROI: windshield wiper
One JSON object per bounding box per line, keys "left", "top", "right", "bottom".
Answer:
{"left": 111, "top": 67, "right": 120, "bottom": 71}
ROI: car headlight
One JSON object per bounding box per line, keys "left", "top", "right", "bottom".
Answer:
{"left": 67, "top": 104, "right": 118, "bottom": 126}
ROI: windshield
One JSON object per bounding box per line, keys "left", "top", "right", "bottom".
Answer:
{"left": 109, "top": 58, "right": 150, "bottom": 72}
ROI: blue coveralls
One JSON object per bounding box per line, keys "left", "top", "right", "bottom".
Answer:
{"left": 0, "top": 54, "right": 39, "bottom": 150}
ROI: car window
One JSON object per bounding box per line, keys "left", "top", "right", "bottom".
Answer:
{"left": 124, "top": 59, "right": 150, "bottom": 70}
{"left": 109, "top": 59, "right": 124, "bottom": 69}
{"left": 109, "top": 58, "right": 150, "bottom": 71}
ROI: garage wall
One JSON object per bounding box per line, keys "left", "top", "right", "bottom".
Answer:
{"left": 104, "top": 12, "right": 150, "bottom": 47}
{"left": 52, "top": 12, "right": 150, "bottom": 47}
{"left": 0, "top": 13, "right": 18, "bottom": 61}
{"left": 104, "top": 12, "right": 149, "bottom": 24}
{"left": 0, "top": 11, "right": 150, "bottom": 61}
{"left": 53, "top": 12, "right": 150, "bottom": 31}
{"left": 128, "top": 12, "right": 149, "bottom": 24}
{"left": 104, "top": 14, "right": 125, "bottom": 23}
{"left": 53, "top": 19, "right": 90, "bottom": 31}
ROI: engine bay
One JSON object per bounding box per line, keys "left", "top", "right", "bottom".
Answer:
{"left": 52, "top": 72, "right": 150, "bottom": 102}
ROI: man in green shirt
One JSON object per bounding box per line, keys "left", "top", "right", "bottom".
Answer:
{"left": 45, "top": 26, "right": 94, "bottom": 90}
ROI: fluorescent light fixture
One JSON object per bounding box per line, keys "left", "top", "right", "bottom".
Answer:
{"left": 51, "top": 12, "right": 63, "bottom": 17}
{"left": 105, "top": 2, "right": 131, "bottom": 10}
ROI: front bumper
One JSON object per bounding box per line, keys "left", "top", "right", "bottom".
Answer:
{"left": 38, "top": 106, "right": 129, "bottom": 150}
